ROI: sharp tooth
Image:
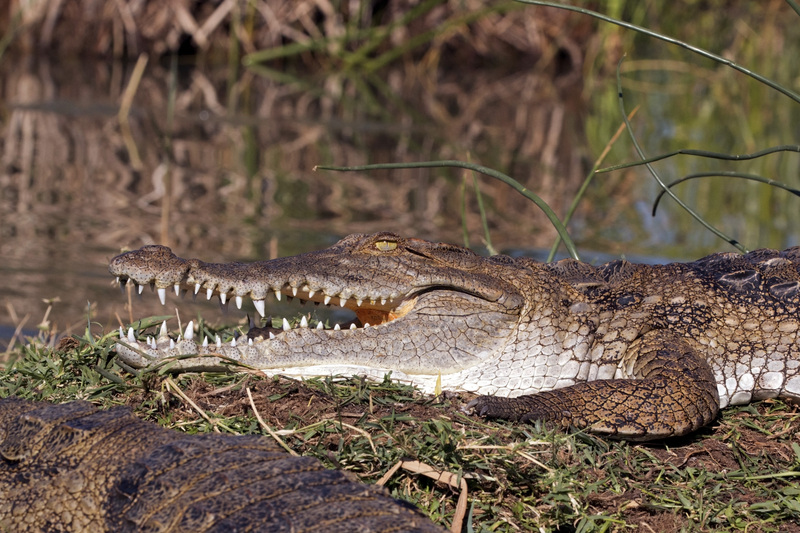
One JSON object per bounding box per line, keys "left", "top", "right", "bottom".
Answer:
{"left": 126, "top": 327, "right": 135, "bottom": 342}
{"left": 349, "top": 323, "right": 357, "bottom": 329}
{"left": 119, "top": 326, "right": 124, "bottom": 338}
{"left": 334, "top": 324, "right": 341, "bottom": 331}
{"left": 235, "top": 295, "right": 243, "bottom": 309}
{"left": 147, "top": 336, "right": 153, "bottom": 348}
{"left": 116, "top": 276, "right": 120, "bottom": 284}
{"left": 202, "top": 336, "right": 208, "bottom": 347}
{"left": 194, "top": 283, "right": 201, "bottom": 295}
{"left": 308, "top": 290, "right": 315, "bottom": 298}
{"left": 370, "top": 298, "right": 376, "bottom": 305}
{"left": 299, "top": 316, "right": 308, "bottom": 328}
{"left": 248, "top": 338, "right": 253, "bottom": 346}
{"left": 269, "top": 332, "right": 276, "bottom": 340}
{"left": 323, "top": 295, "right": 332, "bottom": 305}
{"left": 292, "top": 287, "right": 298, "bottom": 297}
{"left": 340, "top": 297, "right": 347, "bottom": 307}
{"left": 282, "top": 318, "right": 291, "bottom": 331}
{"left": 157, "top": 287, "right": 166, "bottom": 305}
{"left": 184, "top": 321, "right": 194, "bottom": 340}
{"left": 316, "top": 322, "right": 323, "bottom": 329}
{"left": 174, "top": 283, "right": 181, "bottom": 296}
{"left": 364, "top": 323, "right": 370, "bottom": 328}
{"left": 381, "top": 297, "right": 387, "bottom": 305}
{"left": 231, "top": 337, "right": 237, "bottom": 347}
{"left": 159, "top": 321, "right": 168, "bottom": 339}
{"left": 254, "top": 299, "right": 266, "bottom": 317}
{"left": 356, "top": 298, "right": 363, "bottom": 307}
{"left": 274, "top": 290, "right": 282, "bottom": 302}
{"left": 215, "top": 335, "right": 222, "bottom": 347}
{"left": 206, "top": 288, "right": 213, "bottom": 300}
{"left": 169, "top": 339, "right": 175, "bottom": 349}
{"left": 220, "top": 293, "right": 227, "bottom": 305}
{"left": 138, "top": 284, "right": 144, "bottom": 295}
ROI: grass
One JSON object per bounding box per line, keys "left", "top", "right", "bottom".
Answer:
{"left": 2, "top": 320, "right": 798, "bottom": 532}
{"left": 2, "top": 1, "right": 800, "bottom": 531}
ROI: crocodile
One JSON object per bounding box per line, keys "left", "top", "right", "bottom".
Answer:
{"left": 0, "top": 396, "right": 443, "bottom": 532}
{"left": 109, "top": 232, "right": 800, "bottom": 441}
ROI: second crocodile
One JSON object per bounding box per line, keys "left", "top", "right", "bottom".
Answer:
{"left": 109, "top": 232, "right": 800, "bottom": 441}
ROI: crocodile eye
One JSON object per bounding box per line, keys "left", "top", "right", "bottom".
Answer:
{"left": 375, "top": 240, "right": 397, "bottom": 252}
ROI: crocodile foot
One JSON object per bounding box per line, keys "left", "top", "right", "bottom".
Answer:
{"left": 465, "top": 394, "right": 572, "bottom": 426}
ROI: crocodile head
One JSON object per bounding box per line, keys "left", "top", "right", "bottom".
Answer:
{"left": 109, "top": 232, "right": 531, "bottom": 391}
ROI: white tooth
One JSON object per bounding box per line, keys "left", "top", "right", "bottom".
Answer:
{"left": 174, "top": 283, "right": 181, "bottom": 296}
{"left": 308, "top": 290, "right": 315, "bottom": 298}
{"left": 215, "top": 335, "right": 222, "bottom": 347}
{"left": 159, "top": 321, "right": 168, "bottom": 339}
{"left": 269, "top": 332, "right": 276, "bottom": 340}
{"left": 334, "top": 324, "right": 341, "bottom": 331}
{"left": 202, "top": 336, "right": 208, "bottom": 347}
{"left": 300, "top": 316, "right": 308, "bottom": 328}
{"left": 356, "top": 298, "right": 363, "bottom": 307}
{"left": 254, "top": 300, "right": 266, "bottom": 317}
{"left": 323, "top": 295, "right": 332, "bottom": 305}
{"left": 138, "top": 284, "right": 144, "bottom": 295}
{"left": 127, "top": 327, "right": 135, "bottom": 342}
{"left": 206, "top": 288, "right": 213, "bottom": 300}
{"left": 169, "top": 339, "right": 175, "bottom": 349}
{"left": 231, "top": 337, "right": 237, "bottom": 347}
{"left": 381, "top": 298, "right": 387, "bottom": 305}
{"left": 282, "top": 318, "right": 291, "bottom": 331}
{"left": 274, "top": 290, "right": 282, "bottom": 302}
{"left": 116, "top": 276, "right": 120, "bottom": 284}
{"left": 119, "top": 326, "right": 124, "bottom": 338}
{"left": 340, "top": 297, "right": 347, "bottom": 307}
{"left": 248, "top": 338, "right": 253, "bottom": 346}
{"left": 235, "top": 295, "right": 243, "bottom": 309}
{"left": 316, "top": 322, "right": 324, "bottom": 329}
{"left": 194, "top": 283, "right": 201, "bottom": 295}
{"left": 220, "top": 293, "right": 227, "bottom": 305}
{"left": 184, "top": 321, "right": 194, "bottom": 340}
{"left": 147, "top": 336, "right": 153, "bottom": 348}
{"left": 157, "top": 287, "right": 166, "bottom": 305}
{"left": 292, "top": 287, "right": 298, "bottom": 297}
{"left": 364, "top": 323, "right": 370, "bottom": 328}
{"left": 349, "top": 323, "right": 357, "bottom": 329}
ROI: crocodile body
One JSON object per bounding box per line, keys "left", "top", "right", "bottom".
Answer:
{"left": 109, "top": 233, "right": 800, "bottom": 440}
{"left": 0, "top": 397, "right": 442, "bottom": 532}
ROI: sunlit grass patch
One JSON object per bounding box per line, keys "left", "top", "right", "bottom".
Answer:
{"left": 1, "top": 320, "right": 798, "bottom": 532}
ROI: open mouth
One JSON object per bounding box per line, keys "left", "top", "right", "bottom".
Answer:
{"left": 113, "top": 273, "right": 420, "bottom": 349}
{"left": 108, "top": 237, "right": 522, "bottom": 387}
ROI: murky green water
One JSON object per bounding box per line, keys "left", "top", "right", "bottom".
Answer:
{"left": 1, "top": 4, "right": 799, "bottom": 342}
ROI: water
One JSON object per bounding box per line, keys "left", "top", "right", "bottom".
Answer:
{"left": 1, "top": 7, "right": 799, "bottom": 343}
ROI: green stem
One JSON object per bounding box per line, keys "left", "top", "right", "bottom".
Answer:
{"left": 316, "top": 160, "right": 579, "bottom": 259}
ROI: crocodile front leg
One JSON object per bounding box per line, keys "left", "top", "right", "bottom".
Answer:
{"left": 467, "top": 330, "right": 720, "bottom": 441}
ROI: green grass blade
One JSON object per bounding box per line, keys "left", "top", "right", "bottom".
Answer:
{"left": 315, "top": 160, "right": 579, "bottom": 259}
{"left": 652, "top": 172, "right": 800, "bottom": 216}
{"left": 597, "top": 145, "right": 800, "bottom": 174}
{"left": 614, "top": 58, "right": 747, "bottom": 253}
{"left": 514, "top": 1, "right": 800, "bottom": 105}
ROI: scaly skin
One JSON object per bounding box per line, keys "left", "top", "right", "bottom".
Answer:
{"left": 109, "top": 233, "right": 800, "bottom": 441}
{"left": 0, "top": 397, "right": 443, "bottom": 532}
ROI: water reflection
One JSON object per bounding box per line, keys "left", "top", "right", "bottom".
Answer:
{"left": 1, "top": 4, "right": 799, "bottom": 339}
{"left": 0, "top": 51, "right": 593, "bottom": 336}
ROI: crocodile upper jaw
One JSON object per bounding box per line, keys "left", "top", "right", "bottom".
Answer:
{"left": 109, "top": 233, "right": 526, "bottom": 381}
